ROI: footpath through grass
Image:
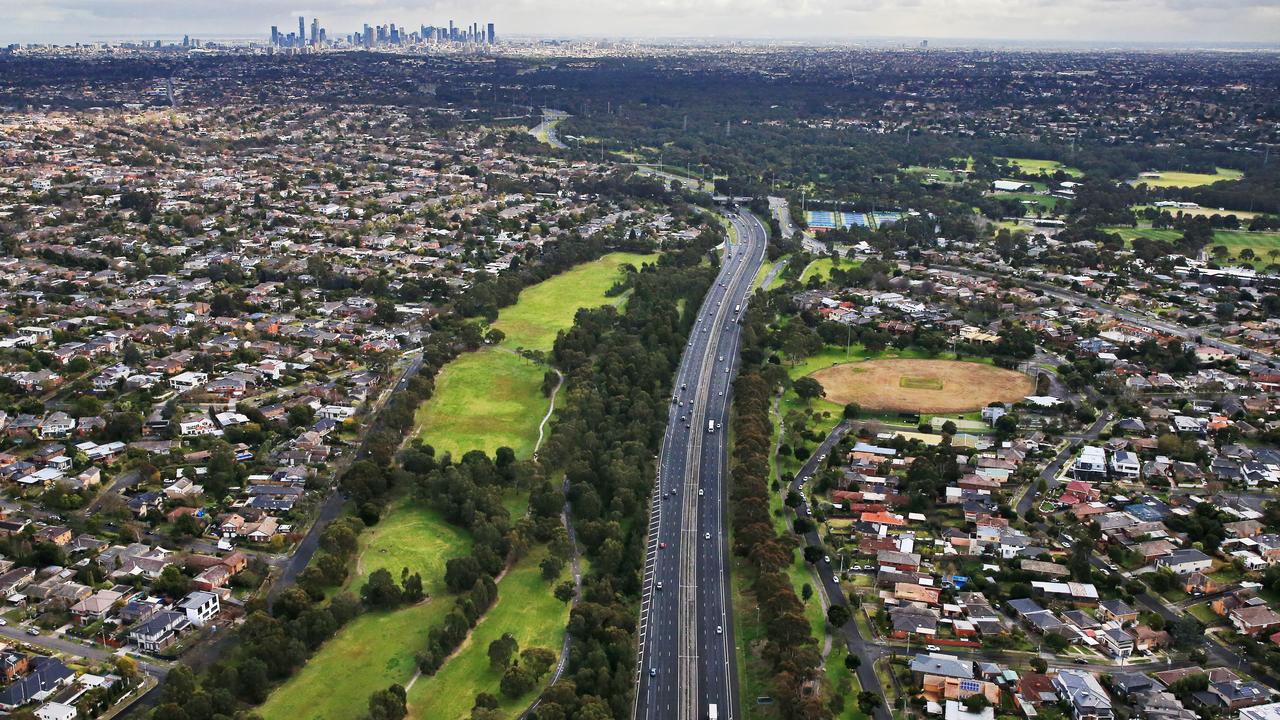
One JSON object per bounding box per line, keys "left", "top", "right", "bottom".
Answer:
{"left": 270, "top": 252, "right": 662, "bottom": 719}
{"left": 260, "top": 502, "right": 470, "bottom": 720}
{"left": 406, "top": 546, "right": 572, "bottom": 719}
{"left": 414, "top": 348, "right": 549, "bottom": 460}
{"left": 493, "top": 251, "right": 658, "bottom": 351}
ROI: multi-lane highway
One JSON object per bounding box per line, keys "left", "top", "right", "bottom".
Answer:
{"left": 634, "top": 209, "right": 768, "bottom": 720}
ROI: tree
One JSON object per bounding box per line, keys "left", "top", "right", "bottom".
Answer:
{"left": 793, "top": 377, "right": 825, "bottom": 402}
{"left": 521, "top": 646, "right": 557, "bottom": 679}
{"left": 827, "top": 604, "right": 850, "bottom": 628}
{"left": 363, "top": 684, "right": 407, "bottom": 720}
{"left": 500, "top": 663, "right": 535, "bottom": 698}
{"left": 963, "top": 694, "right": 991, "bottom": 713}
{"left": 1030, "top": 657, "right": 1047, "bottom": 673}
{"left": 803, "top": 546, "right": 823, "bottom": 564}
{"left": 361, "top": 568, "right": 404, "bottom": 609}
{"left": 843, "top": 402, "right": 861, "bottom": 419}
{"left": 844, "top": 653, "right": 860, "bottom": 671}
{"left": 857, "top": 691, "right": 882, "bottom": 714}
{"left": 488, "top": 633, "right": 519, "bottom": 669}
{"left": 540, "top": 555, "right": 565, "bottom": 581}
{"left": 445, "top": 557, "right": 482, "bottom": 594}
{"left": 1169, "top": 615, "right": 1203, "bottom": 650}
{"left": 554, "top": 581, "right": 575, "bottom": 604}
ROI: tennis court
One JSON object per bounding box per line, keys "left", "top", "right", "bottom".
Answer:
{"left": 873, "top": 211, "right": 902, "bottom": 227}
{"left": 807, "top": 210, "right": 836, "bottom": 229}
{"left": 841, "top": 212, "right": 869, "bottom": 228}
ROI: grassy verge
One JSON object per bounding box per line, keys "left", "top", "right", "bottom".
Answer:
{"left": 413, "top": 348, "right": 549, "bottom": 460}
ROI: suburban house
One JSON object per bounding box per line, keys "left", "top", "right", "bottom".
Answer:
{"left": 178, "top": 590, "right": 220, "bottom": 627}
{"left": 1156, "top": 549, "right": 1213, "bottom": 575}
{"left": 1054, "top": 670, "right": 1113, "bottom": 720}
{"left": 128, "top": 610, "right": 191, "bottom": 653}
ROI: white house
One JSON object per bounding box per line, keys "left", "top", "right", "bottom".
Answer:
{"left": 35, "top": 702, "right": 77, "bottom": 720}
{"left": 178, "top": 590, "right": 220, "bottom": 627}
{"left": 178, "top": 415, "right": 218, "bottom": 437}
{"left": 39, "top": 412, "right": 76, "bottom": 438}
{"left": 170, "top": 371, "right": 209, "bottom": 392}
{"left": 317, "top": 405, "right": 357, "bottom": 421}
{"left": 1111, "top": 451, "right": 1141, "bottom": 478}
{"left": 1072, "top": 446, "right": 1108, "bottom": 481}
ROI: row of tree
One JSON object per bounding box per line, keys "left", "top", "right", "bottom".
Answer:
{"left": 730, "top": 296, "right": 829, "bottom": 719}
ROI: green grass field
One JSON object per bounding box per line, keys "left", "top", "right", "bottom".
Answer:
{"left": 493, "top": 252, "right": 658, "bottom": 351}
{"left": 352, "top": 502, "right": 473, "bottom": 593}
{"left": 414, "top": 348, "right": 549, "bottom": 460}
{"left": 799, "top": 258, "right": 860, "bottom": 285}
{"left": 406, "top": 547, "right": 571, "bottom": 719}
{"left": 1107, "top": 227, "right": 1280, "bottom": 264}
{"left": 994, "top": 192, "right": 1065, "bottom": 213}
{"left": 900, "top": 376, "right": 944, "bottom": 390}
{"left": 260, "top": 502, "right": 470, "bottom": 720}
{"left": 996, "top": 157, "right": 1082, "bottom": 177}
{"left": 1131, "top": 167, "right": 1243, "bottom": 188}
{"left": 904, "top": 166, "right": 965, "bottom": 184}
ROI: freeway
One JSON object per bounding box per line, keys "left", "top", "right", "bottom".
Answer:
{"left": 634, "top": 209, "right": 768, "bottom": 720}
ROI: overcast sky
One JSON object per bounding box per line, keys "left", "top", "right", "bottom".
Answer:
{"left": 2, "top": 0, "right": 1278, "bottom": 45}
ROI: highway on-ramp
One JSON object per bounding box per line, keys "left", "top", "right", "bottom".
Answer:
{"left": 633, "top": 209, "right": 768, "bottom": 720}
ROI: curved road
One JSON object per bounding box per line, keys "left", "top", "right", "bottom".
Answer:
{"left": 634, "top": 210, "right": 767, "bottom": 720}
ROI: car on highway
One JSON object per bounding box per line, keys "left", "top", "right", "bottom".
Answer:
{"left": 659, "top": 542, "right": 666, "bottom": 549}
{"left": 705, "top": 532, "right": 711, "bottom": 540}
{"left": 926, "top": 645, "right": 941, "bottom": 652}
{"left": 698, "top": 489, "right": 704, "bottom": 496}
{"left": 716, "top": 625, "right": 723, "bottom": 634}
{"left": 26, "top": 627, "right": 39, "bottom": 636}
{"left": 650, "top": 667, "right": 657, "bottom": 677}
{"left": 657, "top": 582, "right": 663, "bottom": 590}
{"left": 823, "top": 555, "right": 830, "bottom": 563}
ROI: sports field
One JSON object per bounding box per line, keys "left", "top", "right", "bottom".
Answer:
{"left": 997, "top": 157, "right": 1082, "bottom": 177}
{"left": 1107, "top": 227, "right": 1280, "bottom": 264}
{"left": 406, "top": 546, "right": 571, "bottom": 719}
{"left": 809, "top": 359, "right": 1032, "bottom": 413}
{"left": 414, "top": 348, "right": 549, "bottom": 460}
{"left": 1131, "top": 167, "right": 1243, "bottom": 188}
{"left": 493, "top": 252, "right": 658, "bottom": 351}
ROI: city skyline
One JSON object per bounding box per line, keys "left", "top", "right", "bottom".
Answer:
{"left": 1, "top": 0, "right": 1277, "bottom": 46}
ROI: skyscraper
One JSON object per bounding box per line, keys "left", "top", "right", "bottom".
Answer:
{"left": 270, "top": 26, "right": 279, "bottom": 45}
{"left": 363, "top": 24, "right": 372, "bottom": 48}
{"left": 487, "top": 23, "right": 495, "bottom": 44}
{"left": 310, "top": 18, "right": 319, "bottom": 46}
{"left": 298, "top": 16, "right": 305, "bottom": 47}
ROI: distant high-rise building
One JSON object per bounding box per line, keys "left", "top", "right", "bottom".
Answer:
{"left": 298, "top": 16, "right": 305, "bottom": 47}
{"left": 363, "top": 24, "right": 372, "bottom": 48}
{"left": 310, "top": 18, "right": 319, "bottom": 45}
{"left": 487, "top": 23, "right": 495, "bottom": 44}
